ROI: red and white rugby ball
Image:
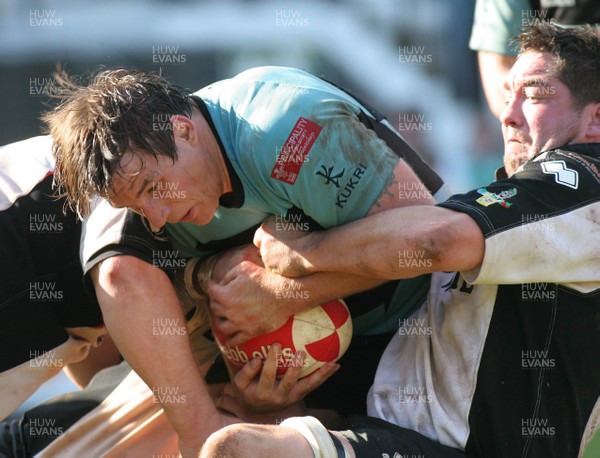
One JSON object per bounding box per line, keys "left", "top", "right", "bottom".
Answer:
{"left": 213, "top": 299, "right": 352, "bottom": 379}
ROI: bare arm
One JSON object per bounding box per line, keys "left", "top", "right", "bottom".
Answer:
{"left": 256, "top": 206, "right": 485, "bottom": 280}
{"left": 478, "top": 51, "right": 516, "bottom": 118}
{"left": 91, "top": 255, "right": 236, "bottom": 457}
{"left": 207, "top": 159, "right": 436, "bottom": 344}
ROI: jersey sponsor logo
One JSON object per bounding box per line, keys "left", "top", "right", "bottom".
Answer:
{"left": 271, "top": 117, "right": 322, "bottom": 185}
{"left": 316, "top": 164, "right": 368, "bottom": 208}
{"left": 541, "top": 160, "right": 579, "bottom": 189}
{"left": 476, "top": 187, "right": 517, "bottom": 208}
{"left": 316, "top": 165, "right": 345, "bottom": 188}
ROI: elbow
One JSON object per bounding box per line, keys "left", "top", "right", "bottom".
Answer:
{"left": 93, "top": 255, "right": 167, "bottom": 304}
{"left": 409, "top": 211, "right": 484, "bottom": 273}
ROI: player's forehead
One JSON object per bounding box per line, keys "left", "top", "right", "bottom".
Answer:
{"left": 505, "top": 51, "right": 559, "bottom": 90}
{"left": 107, "top": 152, "right": 158, "bottom": 205}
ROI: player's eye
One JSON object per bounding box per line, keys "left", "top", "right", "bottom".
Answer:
{"left": 523, "top": 88, "right": 549, "bottom": 101}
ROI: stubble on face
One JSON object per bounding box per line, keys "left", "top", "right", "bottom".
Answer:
{"left": 504, "top": 114, "right": 582, "bottom": 176}
{"left": 501, "top": 52, "right": 587, "bottom": 176}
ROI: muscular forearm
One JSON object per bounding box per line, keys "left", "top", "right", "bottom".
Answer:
{"left": 203, "top": 244, "right": 389, "bottom": 344}
{"left": 286, "top": 206, "right": 484, "bottom": 279}
{"left": 281, "top": 271, "right": 387, "bottom": 314}
{"left": 91, "top": 256, "right": 223, "bottom": 449}
{"left": 208, "top": 244, "right": 386, "bottom": 314}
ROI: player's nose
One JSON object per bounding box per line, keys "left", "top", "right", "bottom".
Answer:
{"left": 141, "top": 204, "right": 169, "bottom": 231}
{"left": 500, "top": 95, "right": 523, "bottom": 129}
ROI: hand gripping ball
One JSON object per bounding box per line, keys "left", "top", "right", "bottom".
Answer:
{"left": 213, "top": 299, "right": 352, "bottom": 378}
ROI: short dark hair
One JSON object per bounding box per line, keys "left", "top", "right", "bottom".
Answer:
{"left": 42, "top": 68, "right": 193, "bottom": 218}
{"left": 517, "top": 21, "right": 600, "bottom": 108}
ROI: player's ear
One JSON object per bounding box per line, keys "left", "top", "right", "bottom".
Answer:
{"left": 170, "top": 115, "right": 195, "bottom": 142}
{"left": 583, "top": 102, "right": 600, "bottom": 141}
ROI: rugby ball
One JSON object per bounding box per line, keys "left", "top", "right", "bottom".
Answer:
{"left": 213, "top": 299, "right": 352, "bottom": 378}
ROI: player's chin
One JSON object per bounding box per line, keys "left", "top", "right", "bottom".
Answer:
{"left": 180, "top": 204, "right": 211, "bottom": 226}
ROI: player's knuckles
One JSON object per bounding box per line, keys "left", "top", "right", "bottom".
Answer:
{"left": 252, "top": 228, "right": 266, "bottom": 247}
{"left": 278, "top": 378, "right": 297, "bottom": 393}
{"left": 208, "top": 301, "right": 222, "bottom": 317}
{"left": 248, "top": 391, "right": 272, "bottom": 405}
{"left": 237, "top": 370, "right": 260, "bottom": 389}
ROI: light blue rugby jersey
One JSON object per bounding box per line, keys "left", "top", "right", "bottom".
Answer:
{"left": 165, "top": 66, "right": 399, "bottom": 258}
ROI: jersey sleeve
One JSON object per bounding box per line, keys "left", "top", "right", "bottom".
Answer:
{"left": 81, "top": 199, "right": 181, "bottom": 289}
{"left": 438, "top": 149, "right": 600, "bottom": 287}
{"left": 469, "top": 0, "right": 529, "bottom": 55}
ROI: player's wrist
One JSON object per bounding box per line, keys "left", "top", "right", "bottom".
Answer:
{"left": 295, "top": 232, "right": 319, "bottom": 275}
{"left": 184, "top": 254, "right": 221, "bottom": 299}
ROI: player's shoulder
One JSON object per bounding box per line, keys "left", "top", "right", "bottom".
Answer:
{"left": 0, "top": 135, "right": 54, "bottom": 164}
{"left": 0, "top": 136, "right": 55, "bottom": 211}
{"left": 526, "top": 143, "right": 600, "bottom": 189}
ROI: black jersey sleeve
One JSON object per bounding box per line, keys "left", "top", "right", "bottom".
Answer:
{"left": 81, "top": 199, "right": 184, "bottom": 294}
{"left": 438, "top": 144, "right": 600, "bottom": 286}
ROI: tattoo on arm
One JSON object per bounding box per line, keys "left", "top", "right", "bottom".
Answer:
{"left": 372, "top": 172, "right": 398, "bottom": 209}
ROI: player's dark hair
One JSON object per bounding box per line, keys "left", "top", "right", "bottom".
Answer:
{"left": 42, "top": 68, "right": 193, "bottom": 218}
{"left": 517, "top": 22, "right": 600, "bottom": 108}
